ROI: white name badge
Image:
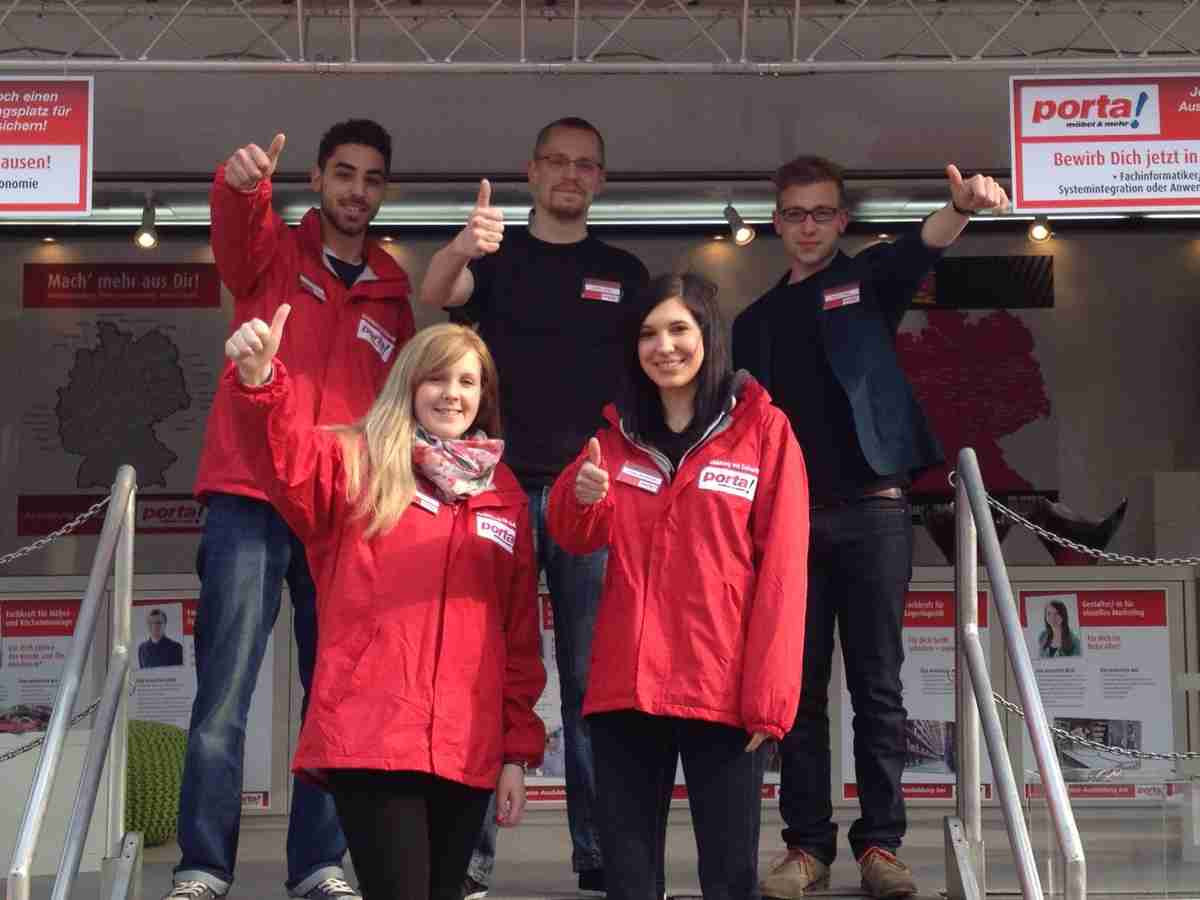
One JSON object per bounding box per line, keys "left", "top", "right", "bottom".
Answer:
{"left": 299, "top": 273, "right": 327, "bottom": 302}
{"left": 697, "top": 464, "right": 758, "bottom": 502}
{"left": 413, "top": 489, "right": 441, "bottom": 515}
{"left": 616, "top": 462, "right": 663, "bottom": 494}
{"left": 476, "top": 513, "right": 516, "bottom": 554}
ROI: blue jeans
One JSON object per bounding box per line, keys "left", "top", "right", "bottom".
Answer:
{"left": 778, "top": 496, "right": 913, "bottom": 865}
{"left": 175, "top": 494, "right": 348, "bottom": 896}
{"left": 469, "top": 485, "right": 606, "bottom": 880}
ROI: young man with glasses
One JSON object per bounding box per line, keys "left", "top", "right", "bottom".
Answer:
{"left": 733, "top": 155, "right": 1007, "bottom": 899}
{"left": 420, "top": 117, "right": 656, "bottom": 900}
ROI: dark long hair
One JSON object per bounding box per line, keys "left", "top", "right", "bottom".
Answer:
{"left": 619, "top": 273, "right": 733, "bottom": 442}
{"left": 1038, "top": 600, "right": 1079, "bottom": 656}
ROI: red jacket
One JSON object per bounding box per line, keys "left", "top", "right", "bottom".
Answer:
{"left": 547, "top": 377, "right": 809, "bottom": 739}
{"left": 229, "top": 362, "right": 546, "bottom": 788}
{"left": 195, "top": 166, "right": 415, "bottom": 501}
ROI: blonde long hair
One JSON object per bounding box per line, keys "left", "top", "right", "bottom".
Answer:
{"left": 335, "top": 323, "right": 502, "bottom": 538}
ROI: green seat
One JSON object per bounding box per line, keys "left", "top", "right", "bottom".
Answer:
{"left": 126, "top": 719, "right": 187, "bottom": 847}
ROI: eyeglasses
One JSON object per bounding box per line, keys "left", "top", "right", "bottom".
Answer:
{"left": 776, "top": 205, "right": 841, "bottom": 225}
{"left": 535, "top": 154, "right": 603, "bottom": 177}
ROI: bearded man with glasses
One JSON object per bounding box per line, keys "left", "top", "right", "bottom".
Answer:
{"left": 733, "top": 155, "right": 1008, "bottom": 899}
{"left": 421, "top": 116, "right": 658, "bottom": 900}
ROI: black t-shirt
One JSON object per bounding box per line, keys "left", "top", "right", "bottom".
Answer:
{"left": 758, "top": 233, "right": 939, "bottom": 505}
{"left": 326, "top": 252, "right": 366, "bottom": 289}
{"left": 456, "top": 228, "right": 650, "bottom": 486}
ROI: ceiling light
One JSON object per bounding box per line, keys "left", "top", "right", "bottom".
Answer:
{"left": 42, "top": 236, "right": 56, "bottom": 243}
{"left": 1028, "top": 216, "right": 1051, "bottom": 243}
{"left": 723, "top": 203, "right": 755, "bottom": 246}
{"left": 134, "top": 192, "right": 158, "bottom": 250}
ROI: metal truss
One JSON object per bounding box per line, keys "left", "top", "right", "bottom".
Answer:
{"left": 3, "top": 0, "right": 1200, "bottom": 73}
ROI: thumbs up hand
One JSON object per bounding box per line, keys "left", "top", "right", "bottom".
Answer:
{"left": 945, "top": 163, "right": 1010, "bottom": 215}
{"left": 225, "top": 133, "right": 287, "bottom": 193}
{"left": 575, "top": 437, "right": 609, "bottom": 506}
{"left": 226, "top": 304, "right": 290, "bottom": 386}
{"left": 451, "top": 178, "right": 505, "bottom": 260}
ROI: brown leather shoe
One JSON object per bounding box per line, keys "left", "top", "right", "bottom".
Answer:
{"left": 760, "top": 848, "right": 831, "bottom": 898}
{"left": 858, "top": 847, "right": 917, "bottom": 898}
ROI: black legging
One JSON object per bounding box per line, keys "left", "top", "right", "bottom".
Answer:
{"left": 327, "top": 769, "right": 492, "bottom": 900}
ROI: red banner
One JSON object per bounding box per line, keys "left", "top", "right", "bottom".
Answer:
{"left": 904, "top": 591, "right": 989, "bottom": 628}
{"left": 17, "top": 493, "right": 207, "bottom": 536}
{"left": 2, "top": 600, "right": 81, "bottom": 637}
{"left": 0, "top": 78, "right": 91, "bottom": 215}
{"left": 1019, "top": 590, "right": 1167, "bottom": 628}
{"left": 23, "top": 263, "right": 220, "bottom": 309}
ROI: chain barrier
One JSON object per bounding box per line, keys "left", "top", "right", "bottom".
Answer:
{"left": 946, "top": 472, "right": 1200, "bottom": 761}
{"left": 0, "top": 496, "right": 111, "bottom": 568}
{"left": 0, "top": 699, "right": 103, "bottom": 765}
{"left": 0, "top": 494, "right": 123, "bottom": 763}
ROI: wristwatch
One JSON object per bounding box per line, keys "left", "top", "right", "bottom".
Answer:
{"left": 503, "top": 758, "right": 529, "bottom": 772}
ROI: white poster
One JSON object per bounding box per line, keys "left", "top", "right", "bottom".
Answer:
{"left": 131, "top": 597, "right": 274, "bottom": 808}
{"left": 1019, "top": 588, "right": 1173, "bottom": 800}
{"left": 0, "top": 597, "right": 88, "bottom": 733}
{"left": 527, "top": 590, "right": 567, "bottom": 803}
{"left": 842, "top": 590, "right": 993, "bottom": 801}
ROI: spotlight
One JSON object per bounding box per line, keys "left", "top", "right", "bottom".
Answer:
{"left": 134, "top": 192, "right": 158, "bottom": 250}
{"left": 723, "top": 203, "right": 756, "bottom": 246}
{"left": 1028, "top": 216, "right": 1051, "bottom": 243}
{"left": 42, "top": 236, "right": 56, "bottom": 243}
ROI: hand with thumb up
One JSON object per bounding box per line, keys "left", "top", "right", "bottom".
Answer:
{"left": 225, "top": 133, "right": 287, "bottom": 193}
{"left": 226, "top": 304, "right": 291, "bottom": 387}
{"left": 451, "top": 178, "right": 505, "bottom": 260}
{"left": 575, "top": 437, "right": 609, "bottom": 506}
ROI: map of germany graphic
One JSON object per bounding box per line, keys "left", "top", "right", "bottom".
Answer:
{"left": 55, "top": 321, "right": 191, "bottom": 489}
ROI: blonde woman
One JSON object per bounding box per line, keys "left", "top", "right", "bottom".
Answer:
{"left": 225, "top": 309, "right": 545, "bottom": 900}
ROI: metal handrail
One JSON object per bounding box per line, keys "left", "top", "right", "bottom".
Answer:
{"left": 6, "top": 465, "right": 137, "bottom": 900}
{"left": 950, "top": 448, "right": 1087, "bottom": 900}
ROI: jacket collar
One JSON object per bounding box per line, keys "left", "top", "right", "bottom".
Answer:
{"left": 296, "top": 208, "right": 411, "bottom": 295}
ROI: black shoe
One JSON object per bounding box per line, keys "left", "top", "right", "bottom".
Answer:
{"left": 462, "top": 875, "right": 489, "bottom": 900}
{"left": 578, "top": 869, "right": 606, "bottom": 895}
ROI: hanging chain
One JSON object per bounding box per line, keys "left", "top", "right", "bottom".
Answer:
{"left": 0, "top": 497, "right": 111, "bottom": 568}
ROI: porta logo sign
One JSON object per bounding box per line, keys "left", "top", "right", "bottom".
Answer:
{"left": 1021, "top": 85, "right": 1159, "bottom": 137}
{"left": 697, "top": 465, "right": 758, "bottom": 502}
{"left": 476, "top": 513, "right": 516, "bottom": 554}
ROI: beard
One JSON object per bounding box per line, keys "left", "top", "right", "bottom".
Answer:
{"left": 321, "top": 197, "right": 373, "bottom": 238}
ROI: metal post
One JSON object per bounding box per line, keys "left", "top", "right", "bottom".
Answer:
{"left": 7, "top": 469, "right": 134, "bottom": 900}
{"left": 958, "top": 448, "right": 1086, "bottom": 900}
{"left": 50, "top": 654, "right": 130, "bottom": 900}
{"left": 108, "top": 468, "right": 135, "bottom": 854}
{"left": 955, "top": 473, "right": 984, "bottom": 892}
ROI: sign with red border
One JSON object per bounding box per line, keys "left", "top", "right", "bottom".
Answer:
{"left": 1011, "top": 73, "right": 1200, "bottom": 212}
{"left": 0, "top": 77, "right": 92, "bottom": 216}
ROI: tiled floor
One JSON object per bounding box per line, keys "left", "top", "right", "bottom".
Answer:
{"left": 13, "top": 804, "right": 1200, "bottom": 898}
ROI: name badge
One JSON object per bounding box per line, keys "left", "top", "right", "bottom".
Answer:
{"left": 822, "top": 283, "right": 861, "bottom": 310}
{"left": 413, "top": 490, "right": 441, "bottom": 515}
{"left": 616, "top": 462, "right": 663, "bottom": 494}
{"left": 582, "top": 278, "right": 622, "bottom": 303}
{"left": 476, "top": 513, "right": 516, "bottom": 554}
{"left": 299, "top": 273, "right": 327, "bottom": 303}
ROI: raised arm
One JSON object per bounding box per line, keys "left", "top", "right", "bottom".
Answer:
{"left": 547, "top": 436, "right": 615, "bottom": 556}
{"left": 418, "top": 179, "right": 502, "bottom": 309}
{"left": 210, "top": 133, "right": 289, "bottom": 299}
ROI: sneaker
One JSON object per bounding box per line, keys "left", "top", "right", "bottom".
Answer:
{"left": 162, "top": 883, "right": 220, "bottom": 900}
{"left": 302, "top": 876, "right": 362, "bottom": 900}
{"left": 578, "top": 869, "right": 606, "bottom": 895}
{"left": 463, "top": 875, "right": 489, "bottom": 900}
{"left": 759, "top": 848, "right": 830, "bottom": 898}
{"left": 858, "top": 848, "right": 917, "bottom": 899}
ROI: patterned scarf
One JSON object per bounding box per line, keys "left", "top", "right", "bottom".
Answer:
{"left": 412, "top": 426, "right": 504, "bottom": 503}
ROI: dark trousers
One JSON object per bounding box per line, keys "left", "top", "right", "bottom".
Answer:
{"left": 328, "top": 770, "right": 492, "bottom": 900}
{"left": 590, "top": 711, "right": 766, "bottom": 900}
{"left": 778, "top": 496, "right": 913, "bottom": 865}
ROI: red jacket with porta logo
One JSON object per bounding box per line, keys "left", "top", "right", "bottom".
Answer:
{"left": 195, "top": 166, "right": 415, "bottom": 501}
{"left": 547, "top": 377, "right": 809, "bottom": 739}
{"left": 230, "top": 362, "right": 546, "bottom": 787}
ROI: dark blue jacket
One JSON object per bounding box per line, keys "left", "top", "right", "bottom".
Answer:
{"left": 732, "top": 235, "right": 943, "bottom": 480}
{"left": 138, "top": 636, "right": 183, "bottom": 668}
